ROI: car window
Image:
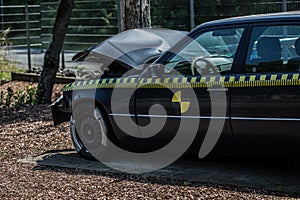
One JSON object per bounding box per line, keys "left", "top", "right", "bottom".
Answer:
{"left": 245, "top": 25, "right": 300, "bottom": 73}
{"left": 164, "top": 28, "right": 244, "bottom": 76}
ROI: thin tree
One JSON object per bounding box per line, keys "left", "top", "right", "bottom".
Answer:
{"left": 120, "top": 0, "right": 151, "bottom": 31}
{"left": 36, "top": 0, "right": 74, "bottom": 104}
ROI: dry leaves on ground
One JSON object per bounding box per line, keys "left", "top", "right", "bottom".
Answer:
{"left": 0, "top": 81, "right": 299, "bottom": 199}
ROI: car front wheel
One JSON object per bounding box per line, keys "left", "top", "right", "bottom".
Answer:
{"left": 70, "top": 103, "right": 109, "bottom": 160}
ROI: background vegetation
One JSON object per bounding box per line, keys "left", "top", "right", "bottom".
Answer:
{"left": 0, "top": 28, "right": 23, "bottom": 84}
{"left": 1, "top": 0, "right": 300, "bottom": 51}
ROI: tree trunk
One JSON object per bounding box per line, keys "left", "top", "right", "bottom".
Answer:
{"left": 121, "top": 0, "right": 151, "bottom": 31}
{"left": 36, "top": 0, "right": 74, "bottom": 104}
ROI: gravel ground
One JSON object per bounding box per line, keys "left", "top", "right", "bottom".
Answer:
{"left": 0, "top": 81, "right": 300, "bottom": 199}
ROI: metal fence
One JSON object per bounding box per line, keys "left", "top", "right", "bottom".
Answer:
{"left": 1, "top": 0, "right": 300, "bottom": 71}
{"left": 0, "top": 4, "right": 41, "bottom": 49}
{"left": 0, "top": 4, "right": 41, "bottom": 71}
{"left": 151, "top": 0, "right": 300, "bottom": 30}
{"left": 193, "top": 0, "right": 300, "bottom": 27}
{"left": 0, "top": 0, "right": 119, "bottom": 71}
{"left": 40, "top": 0, "right": 118, "bottom": 50}
{"left": 2, "top": 0, "right": 300, "bottom": 51}
{"left": 0, "top": 0, "right": 119, "bottom": 51}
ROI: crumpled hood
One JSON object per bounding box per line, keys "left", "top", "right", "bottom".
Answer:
{"left": 87, "top": 29, "right": 187, "bottom": 68}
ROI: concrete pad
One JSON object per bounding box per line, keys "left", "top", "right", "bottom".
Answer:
{"left": 18, "top": 150, "right": 300, "bottom": 194}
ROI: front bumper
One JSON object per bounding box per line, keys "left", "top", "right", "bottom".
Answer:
{"left": 51, "top": 95, "right": 71, "bottom": 126}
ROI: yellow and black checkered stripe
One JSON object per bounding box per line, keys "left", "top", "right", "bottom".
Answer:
{"left": 63, "top": 73, "right": 300, "bottom": 92}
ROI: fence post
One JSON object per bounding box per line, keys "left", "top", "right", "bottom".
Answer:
{"left": 117, "top": 0, "right": 122, "bottom": 32}
{"left": 61, "top": 46, "right": 65, "bottom": 70}
{"left": 25, "top": 4, "right": 32, "bottom": 72}
{"left": 283, "top": 0, "right": 287, "bottom": 11}
{"left": 1, "top": 0, "right": 4, "bottom": 31}
{"left": 190, "top": 0, "right": 195, "bottom": 29}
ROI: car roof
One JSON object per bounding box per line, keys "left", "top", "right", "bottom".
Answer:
{"left": 198, "top": 11, "right": 300, "bottom": 29}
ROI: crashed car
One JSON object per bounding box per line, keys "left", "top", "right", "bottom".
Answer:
{"left": 68, "top": 29, "right": 187, "bottom": 79}
{"left": 52, "top": 12, "right": 300, "bottom": 161}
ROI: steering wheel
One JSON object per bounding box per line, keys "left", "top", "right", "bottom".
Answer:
{"left": 191, "top": 57, "right": 218, "bottom": 76}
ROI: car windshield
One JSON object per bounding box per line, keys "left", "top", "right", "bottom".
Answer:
{"left": 164, "top": 41, "right": 210, "bottom": 70}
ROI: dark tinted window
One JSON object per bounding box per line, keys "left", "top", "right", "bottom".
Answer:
{"left": 245, "top": 25, "right": 300, "bottom": 73}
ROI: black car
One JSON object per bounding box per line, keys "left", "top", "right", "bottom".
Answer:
{"left": 52, "top": 12, "right": 300, "bottom": 161}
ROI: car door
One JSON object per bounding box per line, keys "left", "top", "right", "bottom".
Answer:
{"left": 134, "top": 27, "right": 245, "bottom": 156}
{"left": 230, "top": 23, "right": 300, "bottom": 151}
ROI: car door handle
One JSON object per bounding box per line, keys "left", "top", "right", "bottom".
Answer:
{"left": 207, "top": 88, "right": 229, "bottom": 92}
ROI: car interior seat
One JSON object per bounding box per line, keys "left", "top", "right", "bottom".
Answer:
{"left": 257, "top": 37, "right": 281, "bottom": 61}
{"left": 287, "top": 37, "right": 300, "bottom": 72}
{"left": 249, "top": 37, "right": 283, "bottom": 72}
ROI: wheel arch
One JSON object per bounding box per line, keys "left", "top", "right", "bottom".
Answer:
{"left": 72, "top": 98, "right": 119, "bottom": 145}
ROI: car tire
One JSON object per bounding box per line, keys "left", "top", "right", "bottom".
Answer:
{"left": 70, "top": 116, "right": 95, "bottom": 160}
{"left": 70, "top": 103, "right": 109, "bottom": 161}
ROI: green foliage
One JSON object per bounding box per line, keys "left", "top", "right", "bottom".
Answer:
{"left": 1, "top": 28, "right": 12, "bottom": 83}
{"left": 5, "top": 87, "right": 14, "bottom": 107}
{"left": 0, "top": 70, "right": 11, "bottom": 84}
{"left": 0, "top": 85, "right": 38, "bottom": 108}
{"left": 0, "top": 28, "right": 12, "bottom": 62}
{"left": 0, "top": 63, "right": 24, "bottom": 84}
{"left": 25, "top": 85, "right": 37, "bottom": 105}
{"left": 183, "top": 180, "right": 189, "bottom": 186}
{"left": 14, "top": 89, "right": 26, "bottom": 107}
{"left": 0, "top": 28, "right": 11, "bottom": 46}
{"left": 0, "top": 28, "right": 24, "bottom": 84}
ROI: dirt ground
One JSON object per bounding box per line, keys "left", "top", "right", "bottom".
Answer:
{"left": 0, "top": 81, "right": 299, "bottom": 199}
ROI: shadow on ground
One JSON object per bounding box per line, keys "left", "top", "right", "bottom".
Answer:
{"left": 18, "top": 150, "right": 300, "bottom": 197}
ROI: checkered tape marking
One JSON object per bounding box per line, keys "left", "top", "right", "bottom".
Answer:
{"left": 62, "top": 73, "right": 300, "bottom": 91}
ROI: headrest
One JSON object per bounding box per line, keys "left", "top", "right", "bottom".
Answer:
{"left": 257, "top": 37, "right": 281, "bottom": 60}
